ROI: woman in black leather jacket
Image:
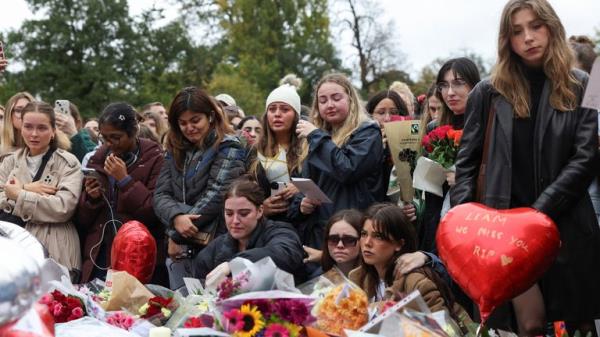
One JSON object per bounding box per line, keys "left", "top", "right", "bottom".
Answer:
{"left": 450, "top": 0, "right": 600, "bottom": 334}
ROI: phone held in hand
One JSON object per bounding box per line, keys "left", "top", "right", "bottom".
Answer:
{"left": 82, "top": 167, "right": 101, "bottom": 182}
{"left": 54, "top": 99, "right": 70, "bottom": 115}
{"left": 270, "top": 181, "right": 287, "bottom": 196}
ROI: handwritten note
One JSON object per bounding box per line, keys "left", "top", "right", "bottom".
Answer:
{"left": 582, "top": 56, "right": 600, "bottom": 110}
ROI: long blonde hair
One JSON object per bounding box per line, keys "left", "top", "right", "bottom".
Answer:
{"left": 491, "top": 0, "right": 579, "bottom": 118}
{"left": 299, "top": 73, "right": 370, "bottom": 164}
{"left": 2, "top": 92, "right": 35, "bottom": 153}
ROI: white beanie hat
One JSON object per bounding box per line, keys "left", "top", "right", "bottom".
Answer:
{"left": 265, "top": 84, "right": 301, "bottom": 115}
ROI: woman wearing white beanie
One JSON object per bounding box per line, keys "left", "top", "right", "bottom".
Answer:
{"left": 249, "top": 84, "right": 303, "bottom": 223}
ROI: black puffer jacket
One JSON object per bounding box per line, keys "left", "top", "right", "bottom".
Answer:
{"left": 192, "top": 219, "right": 305, "bottom": 280}
{"left": 153, "top": 132, "right": 246, "bottom": 245}
{"left": 288, "top": 121, "right": 385, "bottom": 249}
{"left": 450, "top": 70, "right": 600, "bottom": 321}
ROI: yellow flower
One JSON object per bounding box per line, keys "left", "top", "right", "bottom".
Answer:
{"left": 234, "top": 304, "right": 265, "bottom": 337}
{"left": 282, "top": 323, "right": 302, "bottom": 337}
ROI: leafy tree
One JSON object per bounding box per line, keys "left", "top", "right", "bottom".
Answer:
{"left": 1, "top": 0, "right": 221, "bottom": 117}
{"left": 180, "top": 0, "right": 342, "bottom": 112}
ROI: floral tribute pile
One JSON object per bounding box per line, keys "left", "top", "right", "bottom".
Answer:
{"left": 312, "top": 284, "right": 369, "bottom": 335}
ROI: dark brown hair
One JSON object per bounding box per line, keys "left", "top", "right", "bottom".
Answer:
{"left": 321, "top": 209, "right": 363, "bottom": 272}
{"left": 167, "top": 87, "right": 233, "bottom": 170}
{"left": 225, "top": 176, "right": 266, "bottom": 209}
{"left": 356, "top": 203, "right": 458, "bottom": 317}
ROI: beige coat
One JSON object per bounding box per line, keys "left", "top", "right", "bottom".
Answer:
{"left": 0, "top": 148, "right": 83, "bottom": 271}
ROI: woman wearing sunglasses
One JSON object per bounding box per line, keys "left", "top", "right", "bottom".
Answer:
{"left": 320, "top": 209, "right": 363, "bottom": 276}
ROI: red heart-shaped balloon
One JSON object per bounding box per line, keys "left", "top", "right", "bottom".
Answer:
{"left": 436, "top": 202, "right": 560, "bottom": 323}
{"left": 111, "top": 221, "right": 157, "bottom": 284}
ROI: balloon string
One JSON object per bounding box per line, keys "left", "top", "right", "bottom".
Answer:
{"left": 476, "top": 323, "right": 484, "bottom": 337}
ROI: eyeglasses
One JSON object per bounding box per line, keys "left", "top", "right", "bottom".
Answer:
{"left": 374, "top": 108, "right": 399, "bottom": 116}
{"left": 327, "top": 235, "right": 359, "bottom": 247}
{"left": 99, "top": 133, "right": 124, "bottom": 145}
{"left": 437, "top": 79, "right": 468, "bottom": 94}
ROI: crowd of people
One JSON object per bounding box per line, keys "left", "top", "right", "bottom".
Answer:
{"left": 1, "top": 0, "right": 599, "bottom": 335}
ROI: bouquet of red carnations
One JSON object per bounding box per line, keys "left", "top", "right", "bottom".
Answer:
{"left": 38, "top": 290, "right": 85, "bottom": 323}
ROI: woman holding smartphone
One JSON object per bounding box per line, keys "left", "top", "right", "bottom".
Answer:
{"left": 249, "top": 84, "right": 302, "bottom": 222}
{"left": 153, "top": 87, "right": 246, "bottom": 289}
{"left": 451, "top": 0, "right": 600, "bottom": 333}
{"left": 76, "top": 103, "right": 166, "bottom": 284}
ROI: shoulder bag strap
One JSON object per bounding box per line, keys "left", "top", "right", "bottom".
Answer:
{"left": 475, "top": 97, "right": 496, "bottom": 202}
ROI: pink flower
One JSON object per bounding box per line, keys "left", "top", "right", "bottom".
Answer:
{"left": 223, "top": 309, "right": 244, "bottom": 332}
{"left": 71, "top": 307, "right": 84, "bottom": 319}
{"left": 52, "top": 303, "right": 64, "bottom": 317}
{"left": 39, "top": 294, "right": 54, "bottom": 305}
{"left": 265, "top": 324, "right": 290, "bottom": 337}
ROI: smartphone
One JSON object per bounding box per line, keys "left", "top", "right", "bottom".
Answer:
{"left": 54, "top": 99, "right": 70, "bottom": 115}
{"left": 82, "top": 167, "right": 101, "bottom": 181}
{"left": 270, "top": 181, "right": 287, "bottom": 196}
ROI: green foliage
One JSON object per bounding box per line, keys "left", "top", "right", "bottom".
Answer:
{"left": 208, "top": 65, "right": 265, "bottom": 116}
{"left": 211, "top": 0, "right": 341, "bottom": 110}
{"left": 1, "top": 0, "right": 220, "bottom": 117}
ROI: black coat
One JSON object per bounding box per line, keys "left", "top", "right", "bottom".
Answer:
{"left": 450, "top": 71, "right": 600, "bottom": 321}
{"left": 288, "top": 121, "right": 385, "bottom": 249}
{"left": 192, "top": 219, "right": 305, "bottom": 280}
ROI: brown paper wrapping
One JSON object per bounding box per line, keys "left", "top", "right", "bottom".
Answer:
{"left": 101, "top": 270, "right": 154, "bottom": 313}
{"left": 383, "top": 120, "right": 422, "bottom": 203}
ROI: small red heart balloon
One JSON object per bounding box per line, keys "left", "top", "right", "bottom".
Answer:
{"left": 111, "top": 221, "right": 157, "bottom": 284}
{"left": 436, "top": 202, "right": 560, "bottom": 323}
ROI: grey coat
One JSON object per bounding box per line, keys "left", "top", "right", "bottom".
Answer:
{"left": 153, "top": 132, "right": 246, "bottom": 245}
{"left": 450, "top": 70, "right": 600, "bottom": 320}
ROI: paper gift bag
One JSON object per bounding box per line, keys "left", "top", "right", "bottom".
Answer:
{"left": 383, "top": 120, "right": 422, "bottom": 203}
{"left": 101, "top": 270, "right": 154, "bottom": 313}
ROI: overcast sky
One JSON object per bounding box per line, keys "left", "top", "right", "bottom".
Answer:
{"left": 1, "top": 0, "right": 599, "bottom": 78}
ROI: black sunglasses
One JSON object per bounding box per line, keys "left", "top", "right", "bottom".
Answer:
{"left": 327, "top": 235, "right": 359, "bottom": 247}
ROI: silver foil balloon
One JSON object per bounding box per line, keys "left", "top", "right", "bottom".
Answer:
{"left": 0, "top": 221, "right": 46, "bottom": 265}
{"left": 0, "top": 236, "right": 42, "bottom": 327}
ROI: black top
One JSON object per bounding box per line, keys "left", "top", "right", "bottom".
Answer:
{"left": 511, "top": 66, "right": 545, "bottom": 207}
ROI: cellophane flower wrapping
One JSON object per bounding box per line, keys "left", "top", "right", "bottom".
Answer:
{"left": 165, "top": 294, "right": 218, "bottom": 330}
{"left": 138, "top": 285, "right": 181, "bottom": 326}
{"left": 300, "top": 269, "right": 368, "bottom": 336}
{"left": 217, "top": 291, "right": 316, "bottom": 337}
{"left": 55, "top": 316, "right": 140, "bottom": 337}
{"left": 421, "top": 125, "right": 463, "bottom": 169}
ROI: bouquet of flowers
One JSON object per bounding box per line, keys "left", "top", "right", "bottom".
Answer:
{"left": 312, "top": 283, "right": 369, "bottom": 335}
{"left": 105, "top": 311, "right": 136, "bottom": 331}
{"left": 39, "top": 290, "right": 85, "bottom": 323}
{"left": 218, "top": 270, "right": 251, "bottom": 300}
{"left": 139, "top": 295, "right": 176, "bottom": 325}
{"left": 221, "top": 296, "right": 315, "bottom": 337}
{"left": 421, "top": 125, "right": 463, "bottom": 169}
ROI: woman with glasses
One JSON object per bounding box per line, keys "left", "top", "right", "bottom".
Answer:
{"left": 77, "top": 102, "right": 166, "bottom": 285}
{"left": 451, "top": 0, "right": 600, "bottom": 333}
{"left": 153, "top": 87, "right": 246, "bottom": 289}
{"left": 320, "top": 209, "right": 363, "bottom": 276}
{"left": 349, "top": 203, "right": 471, "bottom": 329}
{"left": 1, "top": 92, "right": 35, "bottom": 156}
{"left": 419, "top": 58, "right": 481, "bottom": 254}
{"left": 193, "top": 178, "right": 304, "bottom": 284}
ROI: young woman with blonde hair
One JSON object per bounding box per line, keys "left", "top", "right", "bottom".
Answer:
{"left": 1, "top": 92, "right": 35, "bottom": 155}
{"left": 292, "top": 73, "right": 384, "bottom": 274}
{"left": 451, "top": 0, "right": 600, "bottom": 334}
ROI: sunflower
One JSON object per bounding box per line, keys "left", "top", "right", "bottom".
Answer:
{"left": 234, "top": 304, "right": 265, "bottom": 337}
